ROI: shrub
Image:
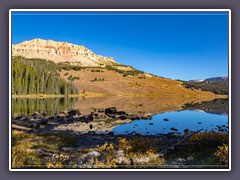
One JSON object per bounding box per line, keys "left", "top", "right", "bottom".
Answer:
{"left": 214, "top": 144, "right": 229, "bottom": 165}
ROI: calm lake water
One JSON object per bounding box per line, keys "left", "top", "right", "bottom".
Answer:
{"left": 113, "top": 110, "right": 228, "bottom": 135}
{"left": 12, "top": 97, "right": 228, "bottom": 135}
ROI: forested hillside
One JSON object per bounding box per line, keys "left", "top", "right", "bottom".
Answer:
{"left": 182, "top": 81, "right": 228, "bottom": 95}
{"left": 12, "top": 56, "right": 79, "bottom": 95}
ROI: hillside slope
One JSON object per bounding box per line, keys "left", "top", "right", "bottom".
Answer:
{"left": 60, "top": 67, "right": 225, "bottom": 99}
{"left": 12, "top": 39, "right": 227, "bottom": 101}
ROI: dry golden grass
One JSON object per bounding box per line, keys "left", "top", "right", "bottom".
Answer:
{"left": 60, "top": 68, "right": 226, "bottom": 99}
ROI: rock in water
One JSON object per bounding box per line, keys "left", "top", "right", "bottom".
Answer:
{"left": 184, "top": 129, "right": 189, "bottom": 134}
{"left": 170, "top": 127, "right": 178, "bottom": 131}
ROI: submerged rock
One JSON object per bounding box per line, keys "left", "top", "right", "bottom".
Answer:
{"left": 170, "top": 127, "right": 178, "bottom": 131}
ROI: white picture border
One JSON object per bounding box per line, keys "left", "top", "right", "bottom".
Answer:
{"left": 9, "top": 9, "right": 231, "bottom": 171}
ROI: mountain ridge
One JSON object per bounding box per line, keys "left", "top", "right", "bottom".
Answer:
{"left": 189, "top": 76, "right": 228, "bottom": 82}
{"left": 12, "top": 38, "right": 116, "bottom": 67}
{"left": 12, "top": 38, "right": 228, "bottom": 99}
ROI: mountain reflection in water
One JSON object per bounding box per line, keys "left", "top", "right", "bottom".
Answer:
{"left": 113, "top": 98, "right": 228, "bottom": 135}
{"left": 12, "top": 96, "right": 228, "bottom": 136}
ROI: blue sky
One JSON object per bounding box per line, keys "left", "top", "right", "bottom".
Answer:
{"left": 12, "top": 11, "right": 229, "bottom": 80}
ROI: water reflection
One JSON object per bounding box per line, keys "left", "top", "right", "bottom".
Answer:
{"left": 11, "top": 96, "right": 229, "bottom": 135}
{"left": 182, "top": 98, "right": 228, "bottom": 116}
{"left": 113, "top": 110, "right": 228, "bottom": 135}
{"left": 12, "top": 97, "right": 78, "bottom": 116}
{"left": 113, "top": 98, "right": 229, "bottom": 135}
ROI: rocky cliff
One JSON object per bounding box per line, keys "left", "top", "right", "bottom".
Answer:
{"left": 12, "top": 38, "right": 116, "bottom": 67}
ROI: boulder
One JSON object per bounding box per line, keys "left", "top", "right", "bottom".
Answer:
{"left": 67, "top": 109, "right": 80, "bottom": 116}
{"left": 108, "top": 131, "right": 114, "bottom": 136}
{"left": 106, "top": 114, "right": 116, "bottom": 118}
{"left": 40, "top": 118, "right": 48, "bottom": 125}
{"left": 42, "top": 112, "right": 48, "bottom": 116}
{"left": 81, "top": 151, "right": 100, "bottom": 160}
{"left": 184, "top": 129, "right": 189, "bottom": 134}
{"left": 32, "top": 112, "right": 41, "bottom": 119}
{"left": 32, "top": 123, "right": 40, "bottom": 128}
{"left": 48, "top": 116, "right": 56, "bottom": 120}
{"left": 105, "top": 107, "right": 117, "bottom": 115}
{"left": 118, "top": 115, "right": 127, "bottom": 120}
{"left": 86, "top": 114, "right": 93, "bottom": 121}
{"left": 116, "top": 111, "right": 126, "bottom": 115}
{"left": 142, "top": 116, "right": 152, "bottom": 120}
{"left": 12, "top": 114, "right": 19, "bottom": 119}
{"left": 57, "top": 112, "right": 66, "bottom": 118}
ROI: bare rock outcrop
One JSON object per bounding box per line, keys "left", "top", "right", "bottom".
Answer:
{"left": 12, "top": 38, "right": 116, "bottom": 67}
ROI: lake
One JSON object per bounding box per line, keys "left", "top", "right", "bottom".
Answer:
{"left": 11, "top": 97, "right": 228, "bottom": 135}
{"left": 113, "top": 109, "right": 228, "bottom": 135}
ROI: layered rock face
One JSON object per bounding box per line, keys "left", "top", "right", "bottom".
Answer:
{"left": 12, "top": 38, "right": 116, "bottom": 66}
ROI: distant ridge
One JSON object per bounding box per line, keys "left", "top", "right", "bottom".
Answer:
{"left": 189, "top": 76, "right": 228, "bottom": 83}
{"left": 12, "top": 38, "right": 116, "bottom": 67}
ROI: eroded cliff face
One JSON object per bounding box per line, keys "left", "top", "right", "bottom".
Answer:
{"left": 12, "top": 38, "right": 116, "bottom": 66}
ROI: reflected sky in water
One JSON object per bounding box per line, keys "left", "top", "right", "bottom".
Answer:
{"left": 113, "top": 110, "right": 228, "bottom": 135}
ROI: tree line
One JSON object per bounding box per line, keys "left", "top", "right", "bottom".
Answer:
{"left": 182, "top": 81, "right": 229, "bottom": 95}
{"left": 12, "top": 56, "right": 79, "bottom": 95}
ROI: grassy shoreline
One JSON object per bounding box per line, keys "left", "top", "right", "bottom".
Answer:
{"left": 12, "top": 93, "right": 228, "bottom": 99}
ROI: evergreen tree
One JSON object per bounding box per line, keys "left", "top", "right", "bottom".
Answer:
{"left": 12, "top": 56, "right": 78, "bottom": 95}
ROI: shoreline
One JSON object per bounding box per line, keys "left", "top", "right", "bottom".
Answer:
{"left": 11, "top": 93, "right": 228, "bottom": 99}
{"left": 12, "top": 92, "right": 107, "bottom": 99}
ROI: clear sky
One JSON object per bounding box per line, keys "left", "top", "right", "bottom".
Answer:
{"left": 12, "top": 11, "right": 229, "bottom": 81}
